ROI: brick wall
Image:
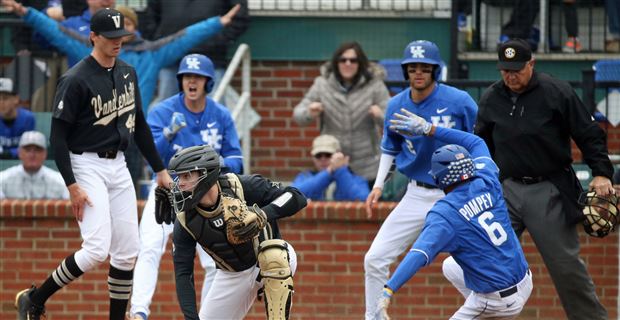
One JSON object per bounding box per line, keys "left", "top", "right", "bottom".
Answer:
{"left": 246, "top": 60, "right": 620, "bottom": 181}
{"left": 1, "top": 200, "right": 617, "bottom": 319}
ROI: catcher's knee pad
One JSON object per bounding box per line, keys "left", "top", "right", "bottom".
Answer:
{"left": 258, "top": 239, "right": 294, "bottom": 320}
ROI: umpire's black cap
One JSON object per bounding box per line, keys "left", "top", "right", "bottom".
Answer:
{"left": 497, "top": 39, "right": 532, "bottom": 71}
{"left": 91, "top": 8, "right": 132, "bottom": 39}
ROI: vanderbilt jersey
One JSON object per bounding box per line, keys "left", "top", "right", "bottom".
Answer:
{"left": 52, "top": 55, "right": 144, "bottom": 153}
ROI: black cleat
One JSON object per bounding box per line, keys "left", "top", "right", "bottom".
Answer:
{"left": 15, "top": 285, "right": 46, "bottom": 320}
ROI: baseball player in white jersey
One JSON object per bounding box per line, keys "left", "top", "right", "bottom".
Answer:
{"left": 364, "top": 40, "right": 478, "bottom": 319}
{"left": 129, "top": 53, "right": 243, "bottom": 320}
{"left": 15, "top": 9, "right": 173, "bottom": 320}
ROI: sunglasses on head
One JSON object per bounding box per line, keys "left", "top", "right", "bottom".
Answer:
{"left": 314, "top": 152, "right": 333, "bottom": 159}
{"left": 338, "top": 57, "right": 359, "bottom": 64}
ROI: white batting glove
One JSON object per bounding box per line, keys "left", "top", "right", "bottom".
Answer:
{"left": 376, "top": 286, "right": 393, "bottom": 320}
{"left": 163, "top": 112, "right": 187, "bottom": 140}
{"left": 389, "top": 108, "right": 432, "bottom": 137}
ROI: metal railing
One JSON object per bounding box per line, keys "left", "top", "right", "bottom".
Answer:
{"left": 213, "top": 43, "right": 261, "bottom": 175}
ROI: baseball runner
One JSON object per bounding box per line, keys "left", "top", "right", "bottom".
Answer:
{"left": 155, "top": 145, "right": 307, "bottom": 320}
{"left": 14, "top": 8, "right": 173, "bottom": 320}
{"left": 364, "top": 40, "right": 478, "bottom": 319}
{"left": 376, "top": 113, "right": 532, "bottom": 319}
{"left": 129, "top": 53, "right": 243, "bottom": 320}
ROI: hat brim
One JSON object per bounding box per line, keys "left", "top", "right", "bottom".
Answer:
{"left": 311, "top": 148, "right": 336, "bottom": 156}
{"left": 99, "top": 28, "right": 132, "bottom": 39}
{"left": 497, "top": 61, "right": 526, "bottom": 71}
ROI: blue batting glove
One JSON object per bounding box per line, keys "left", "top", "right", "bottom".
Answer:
{"left": 389, "top": 108, "right": 432, "bottom": 137}
{"left": 376, "top": 286, "right": 393, "bottom": 320}
{"left": 163, "top": 112, "right": 187, "bottom": 140}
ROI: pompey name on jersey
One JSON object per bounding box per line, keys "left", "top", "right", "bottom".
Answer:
{"left": 458, "top": 192, "right": 493, "bottom": 221}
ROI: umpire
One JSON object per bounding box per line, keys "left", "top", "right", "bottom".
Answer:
{"left": 476, "top": 38, "right": 614, "bottom": 320}
{"left": 15, "top": 8, "right": 173, "bottom": 320}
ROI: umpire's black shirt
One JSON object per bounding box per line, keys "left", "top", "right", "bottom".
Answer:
{"left": 475, "top": 71, "right": 613, "bottom": 180}
{"left": 51, "top": 55, "right": 164, "bottom": 185}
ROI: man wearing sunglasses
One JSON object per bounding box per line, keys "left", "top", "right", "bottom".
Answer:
{"left": 476, "top": 38, "right": 614, "bottom": 320}
{"left": 292, "top": 134, "right": 369, "bottom": 201}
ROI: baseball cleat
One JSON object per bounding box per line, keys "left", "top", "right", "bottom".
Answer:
{"left": 15, "top": 285, "right": 46, "bottom": 320}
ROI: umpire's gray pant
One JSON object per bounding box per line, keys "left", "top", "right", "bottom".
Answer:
{"left": 502, "top": 178, "right": 607, "bottom": 320}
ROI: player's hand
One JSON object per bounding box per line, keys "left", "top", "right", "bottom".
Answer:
{"left": 163, "top": 112, "right": 187, "bottom": 140}
{"left": 376, "top": 287, "right": 393, "bottom": 320}
{"left": 1, "top": 0, "right": 28, "bottom": 16}
{"left": 220, "top": 4, "right": 240, "bottom": 26}
{"left": 308, "top": 102, "right": 324, "bottom": 118}
{"left": 368, "top": 104, "right": 384, "bottom": 119}
{"left": 365, "top": 187, "right": 382, "bottom": 219}
{"left": 589, "top": 176, "right": 615, "bottom": 197}
{"left": 156, "top": 169, "right": 174, "bottom": 189}
{"left": 389, "top": 108, "right": 432, "bottom": 137}
{"left": 67, "top": 183, "right": 93, "bottom": 222}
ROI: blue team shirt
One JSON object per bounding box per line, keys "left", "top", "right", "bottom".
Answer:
{"left": 0, "top": 107, "right": 35, "bottom": 158}
{"left": 386, "top": 127, "right": 528, "bottom": 294}
{"left": 147, "top": 93, "right": 243, "bottom": 173}
{"left": 381, "top": 84, "right": 478, "bottom": 185}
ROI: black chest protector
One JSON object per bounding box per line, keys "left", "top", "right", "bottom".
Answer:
{"left": 177, "top": 174, "right": 258, "bottom": 272}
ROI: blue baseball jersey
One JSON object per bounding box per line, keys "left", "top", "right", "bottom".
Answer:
{"left": 381, "top": 84, "right": 478, "bottom": 185}
{"left": 147, "top": 93, "right": 243, "bottom": 173}
{"left": 386, "top": 127, "right": 528, "bottom": 294}
{"left": 0, "top": 107, "right": 35, "bottom": 158}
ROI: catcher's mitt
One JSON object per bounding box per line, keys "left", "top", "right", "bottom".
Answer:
{"left": 222, "top": 196, "right": 268, "bottom": 244}
{"left": 155, "top": 186, "right": 175, "bottom": 224}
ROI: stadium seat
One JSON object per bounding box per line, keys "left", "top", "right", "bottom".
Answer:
{"left": 378, "top": 59, "right": 407, "bottom": 95}
{"left": 593, "top": 60, "right": 620, "bottom": 125}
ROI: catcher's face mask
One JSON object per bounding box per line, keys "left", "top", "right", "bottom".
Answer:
{"left": 578, "top": 191, "right": 619, "bottom": 238}
{"left": 170, "top": 169, "right": 212, "bottom": 214}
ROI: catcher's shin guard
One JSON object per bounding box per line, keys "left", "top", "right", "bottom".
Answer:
{"left": 257, "top": 239, "right": 294, "bottom": 320}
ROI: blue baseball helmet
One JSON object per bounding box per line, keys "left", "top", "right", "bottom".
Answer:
{"left": 177, "top": 54, "right": 215, "bottom": 93}
{"left": 429, "top": 144, "right": 476, "bottom": 190}
{"left": 401, "top": 40, "right": 443, "bottom": 81}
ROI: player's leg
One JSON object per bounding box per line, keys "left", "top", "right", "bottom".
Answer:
{"left": 197, "top": 246, "right": 217, "bottom": 317}
{"left": 130, "top": 182, "right": 174, "bottom": 319}
{"left": 108, "top": 155, "right": 141, "bottom": 320}
{"left": 364, "top": 183, "right": 443, "bottom": 319}
{"left": 257, "top": 240, "right": 297, "bottom": 320}
{"left": 16, "top": 154, "right": 112, "bottom": 319}
{"left": 517, "top": 181, "right": 607, "bottom": 319}
{"left": 441, "top": 256, "right": 472, "bottom": 298}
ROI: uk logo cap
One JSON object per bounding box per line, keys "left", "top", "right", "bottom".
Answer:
{"left": 91, "top": 8, "right": 132, "bottom": 39}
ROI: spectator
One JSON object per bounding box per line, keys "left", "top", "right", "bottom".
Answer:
{"left": 605, "top": 0, "right": 620, "bottom": 53}
{"left": 293, "top": 41, "right": 390, "bottom": 185}
{"left": 144, "top": 0, "right": 250, "bottom": 104}
{"left": 0, "top": 77, "right": 35, "bottom": 159}
{"left": 476, "top": 38, "right": 614, "bottom": 319}
{"left": 561, "top": 0, "right": 581, "bottom": 53}
{"left": 292, "top": 134, "right": 370, "bottom": 201}
{"left": 1, "top": 0, "right": 241, "bottom": 109}
{"left": 0, "top": 131, "right": 68, "bottom": 199}
{"left": 498, "top": 0, "right": 540, "bottom": 50}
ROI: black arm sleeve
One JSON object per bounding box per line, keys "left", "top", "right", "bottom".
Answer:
{"left": 172, "top": 220, "right": 200, "bottom": 320}
{"left": 50, "top": 117, "right": 76, "bottom": 186}
{"left": 241, "top": 174, "right": 308, "bottom": 220}
{"left": 133, "top": 83, "right": 165, "bottom": 172}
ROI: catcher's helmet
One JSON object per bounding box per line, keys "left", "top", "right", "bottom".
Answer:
{"left": 177, "top": 53, "right": 215, "bottom": 93}
{"left": 401, "top": 40, "right": 443, "bottom": 81}
{"left": 168, "top": 145, "right": 221, "bottom": 213}
{"left": 429, "top": 144, "right": 476, "bottom": 190}
{"left": 578, "top": 191, "right": 619, "bottom": 238}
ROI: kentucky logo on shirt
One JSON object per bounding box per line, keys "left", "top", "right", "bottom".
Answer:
{"left": 201, "top": 128, "right": 222, "bottom": 151}
{"left": 93, "top": 82, "right": 136, "bottom": 126}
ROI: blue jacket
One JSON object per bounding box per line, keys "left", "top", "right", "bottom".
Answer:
{"left": 292, "top": 167, "right": 370, "bottom": 201}
{"left": 22, "top": 7, "right": 223, "bottom": 110}
{"left": 0, "top": 107, "right": 35, "bottom": 158}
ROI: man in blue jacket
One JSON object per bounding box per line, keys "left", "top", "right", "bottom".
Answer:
{"left": 292, "top": 134, "right": 369, "bottom": 201}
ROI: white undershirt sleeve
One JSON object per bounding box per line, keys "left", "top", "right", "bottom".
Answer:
{"left": 372, "top": 153, "right": 396, "bottom": 190}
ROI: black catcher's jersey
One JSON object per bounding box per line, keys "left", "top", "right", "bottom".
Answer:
{"left": 52, "top": 55, "right": 143, "bottom": 153}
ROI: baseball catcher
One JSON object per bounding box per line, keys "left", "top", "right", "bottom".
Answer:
{"left": 161, "top": 145, "right": 307, "bottom": 320}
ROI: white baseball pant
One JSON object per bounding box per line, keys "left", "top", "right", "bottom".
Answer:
{"left": 130, "top": 183, "right": 216, "bottom": 318}
{"left": 442, "top": 256, "right": 533, "bottom": 319}
{"left": 199, "top": 243, "right": 297, "bottom": 320}
{"left": 70, "top": 152, "right": 139, "bottom": 272}
{"left": 364, "top": 181, "right": 444, "bottom": 320}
